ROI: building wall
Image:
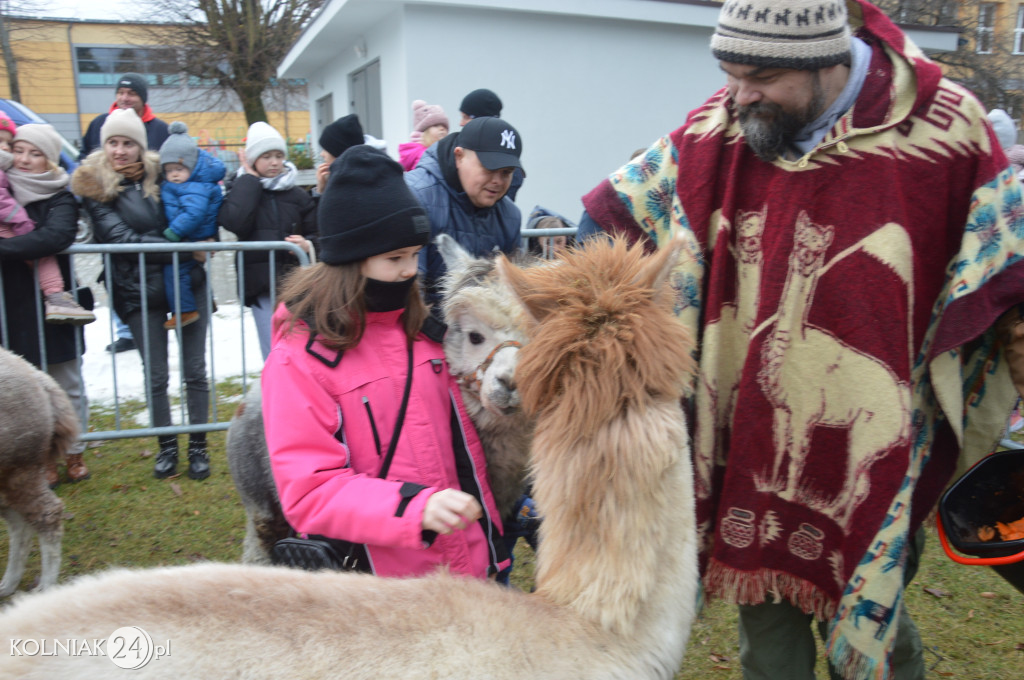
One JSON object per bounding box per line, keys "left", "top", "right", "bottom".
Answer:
{"left": 0, "top": 17, "right": 310, "bottom": 149}
{"left": 400, "top": 4, "right": 721, "bottom": 223}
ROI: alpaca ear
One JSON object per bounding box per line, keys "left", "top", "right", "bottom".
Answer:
{"left": 636, "top": 233, "right": 687, "bottom": 298}
{"left": 496, "top": 255, "right": 547, "bottom": 326}
{"left": 436, "top": 234, "right": 474, "bottom": 272}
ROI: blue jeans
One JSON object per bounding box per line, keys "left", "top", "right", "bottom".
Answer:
{"left": 163, "top": 260, "right": 198, "bottom": 315}
{"left": 123, "top": 281, "right": 210, "bottom": 434}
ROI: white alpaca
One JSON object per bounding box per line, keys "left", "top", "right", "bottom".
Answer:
{"left": 0, "top": 236, "right": 699, "bottom": 680}
{"left": 226, "top": 235, "right": 534, "bottom": 564}
{"left": 0, "top": 345, "right": 78, "bottom": 597}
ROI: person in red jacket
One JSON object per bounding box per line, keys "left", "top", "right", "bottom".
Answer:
{"left": 261, "top": 145, "right": 509, "bottom": 579}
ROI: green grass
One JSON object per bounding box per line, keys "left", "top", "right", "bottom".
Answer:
{"left": 2, "top": 390, "right": 1023, "bottom": 678}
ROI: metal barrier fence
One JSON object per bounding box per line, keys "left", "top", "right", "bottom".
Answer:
{"left": 2, "top": 241, "right": 309, "bottom": 444}
{"left": 0, "top": 228, "right": 570, "bottom": 444}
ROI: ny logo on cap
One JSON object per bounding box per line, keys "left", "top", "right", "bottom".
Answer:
{"left": 500, "top": 130, "right": 516, "bottom": 150}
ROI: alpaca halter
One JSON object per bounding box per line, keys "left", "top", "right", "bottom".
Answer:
{"left": 457, "top": 340, "right": 522, "bottom": 395}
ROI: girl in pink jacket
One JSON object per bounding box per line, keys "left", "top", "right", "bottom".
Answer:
{"left": 261, "top": 145, "right": 509, "bottom": 579}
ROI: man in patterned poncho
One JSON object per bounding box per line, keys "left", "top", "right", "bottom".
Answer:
{"left": 580, "top": 0, "right": 1024, "bottom": 677}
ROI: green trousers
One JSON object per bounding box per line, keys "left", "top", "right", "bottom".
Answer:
{"left": 737, "top": 529, "right": 926, "bottom": 680}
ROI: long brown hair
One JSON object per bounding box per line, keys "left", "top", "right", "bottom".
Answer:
{"left": 275, "top": 262, "right": 429, "bottom": 350}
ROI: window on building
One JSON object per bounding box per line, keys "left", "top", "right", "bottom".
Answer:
{"left": 75, "top": 46, "right": 199, "bottom": 87}
{"left": 1015, "top": 5, "right": 1024, "bottom": 54}
{"left": 977, "top": 3, "right": 996, "bottom": 54}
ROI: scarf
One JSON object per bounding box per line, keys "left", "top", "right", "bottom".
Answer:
{"left": 365, "top": 276, "right": 416, "bottom": 312}
{"left": 581, "top": 2, "right": 1024, "bottom": 677}
{"left": 7, "top": 166, "right": 69, "bottom": 205}
{"left": 114, "top": 161, "right": 145, "bottom": 183}
{"left": 237, "top": 160, "right": 298, "bottom": 191}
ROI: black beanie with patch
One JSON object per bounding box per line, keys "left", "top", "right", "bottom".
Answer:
{"left": 116, "top": 73, "right": 148, "bottom": 104}
{"left": 317, "top": 145, "right": 431, "bottom": 265}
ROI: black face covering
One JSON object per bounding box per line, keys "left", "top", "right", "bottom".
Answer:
{"left": 364, "top": 276, "right": 417, "bottom": 312}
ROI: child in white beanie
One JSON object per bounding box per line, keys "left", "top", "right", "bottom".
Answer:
{"left": 218, "top": 121, "right": 317, "bottom": 358}
{"left": 1, "top": 120, "right": 94, "bottom": 324}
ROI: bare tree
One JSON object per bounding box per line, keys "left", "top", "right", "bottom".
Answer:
{"left": 876, "top": 0, "right": 1024, "bottom": 115}
{"left": 0, "top": 0, "right": 54, "bottom": 102}
{"left": 139, "top": 0, "right": 324, "bottom": 125}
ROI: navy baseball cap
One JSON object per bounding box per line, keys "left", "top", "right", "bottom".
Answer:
{"left": 457, "top": 117, "right": 525, "bottom": 176}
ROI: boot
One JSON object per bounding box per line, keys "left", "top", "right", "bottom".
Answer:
{"left": 187, "top": 434, "right": 210, "bottom": 481}
{"left": 153, "top": 436, "right": 179, "bottom": 479}
{"left": 44, "top": 462, "right": 59, "bottom": 489}
{"left": 65, "top": 453, "right": 91, "bottom": 482}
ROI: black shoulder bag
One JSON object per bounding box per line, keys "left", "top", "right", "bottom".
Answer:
{"left": 271, "top": 342, "right": 415, "bottom": 573}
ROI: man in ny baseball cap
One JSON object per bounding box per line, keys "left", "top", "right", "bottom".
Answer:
{"left": 456, "top": 116, "right": 525, "bottom": 176}
{"left": 405, "top": 115, "right": 525, "bottom": 316}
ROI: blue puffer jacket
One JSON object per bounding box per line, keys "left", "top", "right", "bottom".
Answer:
{"left": 161, "top": 148, "right": 226, "bottom": 241}
{"left": 405, "top": 134, "right": 521, "bottom": 306}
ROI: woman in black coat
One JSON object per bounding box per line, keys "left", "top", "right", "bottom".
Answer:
{"left": 0, "top": 124, "right": 91, "bottom": 485}
{"left": 71, "top": 108, "right": 211, "bottom": 481}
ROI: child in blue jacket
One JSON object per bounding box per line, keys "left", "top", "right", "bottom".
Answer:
{"left": 158, "top": 121, "right": 225, "bottom": 328}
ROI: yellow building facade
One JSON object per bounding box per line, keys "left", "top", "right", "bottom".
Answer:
{"left": 0, "top": 17, "right": 311, "bottom": 152}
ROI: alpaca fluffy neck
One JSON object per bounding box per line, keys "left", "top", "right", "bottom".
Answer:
{"left": 531, "top": 398, "right": 698, "bottom": 666}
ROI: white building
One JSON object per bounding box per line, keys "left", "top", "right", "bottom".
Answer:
{"left": 278, "top": 0, "right": 959, "bottom": 227}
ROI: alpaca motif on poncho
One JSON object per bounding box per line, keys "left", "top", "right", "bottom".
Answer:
{"left": 582, "top": 1, "right": 1024, "bottom": 677}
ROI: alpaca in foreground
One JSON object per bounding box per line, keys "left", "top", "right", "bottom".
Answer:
{"left": 0, "top": 236, "right": 699, "bottom": 680}
{"left": 0, "top": 346, "right": 78, "bottom": 597}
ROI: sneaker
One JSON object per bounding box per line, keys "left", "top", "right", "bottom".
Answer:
{"left": 163, "top": 311, "right": 200, "bottom": 330}
{"left": 44, "top": 292, "right": 96, "bottom": 326}
{"left": 105, "top": 337, "right": 136, "bottom": 353}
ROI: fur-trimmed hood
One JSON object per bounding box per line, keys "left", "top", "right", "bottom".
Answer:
{"left": 71, "top": 148, "right": 162, "bottom": 203}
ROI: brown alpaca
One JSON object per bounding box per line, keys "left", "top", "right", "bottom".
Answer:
{"left": 0, "top": 237, "right": 699, "bottom": 680}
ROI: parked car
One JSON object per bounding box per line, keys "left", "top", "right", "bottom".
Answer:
{"left": 0, "top": 99, "right": 80, "bottom": 173}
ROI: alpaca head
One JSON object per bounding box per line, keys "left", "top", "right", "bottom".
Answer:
{"left": 437, "top": 234, "right": 531, "bottom": 416}
{"left": 497, "top": 235, "right": 696, "bottom": 433}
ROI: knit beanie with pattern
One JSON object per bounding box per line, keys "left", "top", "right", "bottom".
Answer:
{"left": 100, "top": 107, "right": 148, "bottom": 150}
{"left": 13, "top": 124, "right": 63, "bottom": 165}
{"left": 245, "top": 121, "right": 287, "bottom": 162}
{"left": 159, "top": 121, "right": 199, "bottom": 171}
{"left": 412, "top": 100, "right": 449, "bottom": 133}
{"left": 317, "top": 145, "right": 430, "bottom": 265}
{"left": 710, "top": 0, "right": 852, "bottom": 70}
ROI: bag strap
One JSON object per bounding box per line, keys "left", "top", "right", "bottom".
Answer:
{"left": 377, "top": 340, "right": 414, "bottom": 480}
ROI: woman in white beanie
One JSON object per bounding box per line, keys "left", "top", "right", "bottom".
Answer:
{"left": 71, "top": 107, "right": 213, "bottom": 481}
{"left": 218, "top": 121, "right": 317, "bottom": 359}
{"left": 0, "top": 122, "right": 94, "bottom": 485}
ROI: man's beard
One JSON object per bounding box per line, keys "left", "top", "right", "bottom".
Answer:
{"left": 738, "top": 76, "right": 826, "bottom": 162}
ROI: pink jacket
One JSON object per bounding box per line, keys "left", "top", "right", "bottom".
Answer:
{"left": 261, "top": 303, "right": 509, "bottom": 579}
{"left": 398, "top": 141, "right": 427, "bottom": 171}
{"left": 0, "top": 167, "right": 35, "bottom": 237}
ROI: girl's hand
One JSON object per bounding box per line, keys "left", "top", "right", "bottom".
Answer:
{"left": 422, "top": 489, "right": 482, "bottom": 535}
{"left": 316, "top": 162, "right": 331, "bottom": 195}
{"left": 284, "top": 234, "right": 311, "bottom": 254}
{"left": 237, "top": 149, "right": 257, "bottom": 176}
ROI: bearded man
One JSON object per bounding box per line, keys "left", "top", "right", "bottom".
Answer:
{"left": 578, "top": 1, "right": 1024, "bottom": 678}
